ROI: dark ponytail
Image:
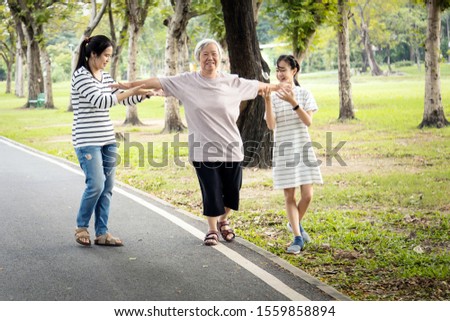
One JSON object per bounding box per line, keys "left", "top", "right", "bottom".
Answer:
{"left": 75, "top": 35, "right": 114, "bottom": 73}
{"left": 276, "top": 55, "right": 300, "bottom": 86}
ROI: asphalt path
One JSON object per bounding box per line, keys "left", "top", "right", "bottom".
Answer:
{"left": 0, "top": 136, "right": 350, "bottom": 301}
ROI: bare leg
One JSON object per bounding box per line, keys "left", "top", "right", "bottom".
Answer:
{"left": 284, "top": 188, "right": 301, "bottom": 237}
{"left": 219, "top": 207, "right": 231, "bottom": 222}
{"left": 207, "top": 216, "right": 219, "bottom": 233}
{"left": 297, "top": 184, "right": 313, "bottom": 223}
{"left": 205, "top": 208, "right": 230, "bottom": 238}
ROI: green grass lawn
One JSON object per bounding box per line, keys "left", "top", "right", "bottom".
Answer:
{"left": 0, "top": 64, "right": 449, "bottom": 300}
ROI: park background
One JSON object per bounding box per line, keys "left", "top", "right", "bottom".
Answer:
{"left": 0, "top": 0, "right": 449, "bottom": 300}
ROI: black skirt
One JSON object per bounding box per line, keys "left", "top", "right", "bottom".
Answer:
{"left": 192, "top": 161, "right": 243, "bottom": 217}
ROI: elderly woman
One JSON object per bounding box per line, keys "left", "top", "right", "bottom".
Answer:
{"left": 113, "top": 39, "right": 287, "bottom": 246}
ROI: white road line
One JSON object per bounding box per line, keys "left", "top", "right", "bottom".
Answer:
{"left": 1, "top": 137, "right": 310, "bottom": 301}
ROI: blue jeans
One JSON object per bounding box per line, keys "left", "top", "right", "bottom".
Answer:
{"left": 75, "top": 144, "right": 117, "bottom": 237}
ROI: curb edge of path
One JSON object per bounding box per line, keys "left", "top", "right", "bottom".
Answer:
{"left": 1, "top": 136, "right": 352, "bottom": 301}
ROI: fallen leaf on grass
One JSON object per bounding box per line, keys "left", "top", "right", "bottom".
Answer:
{"left": 321, "top": 243, "right": 331, "bottom": 250}
{"left": 333, "top": 250, "right": 361, "bottom": 260}
{"left": 323, "top": 270, "right": 338, "bottom": 274}
{"left": 404, "top": 214, "right": 419, "bottom": 223}
{"left": 407, "top": 231, "right": 417, "bottom": 240}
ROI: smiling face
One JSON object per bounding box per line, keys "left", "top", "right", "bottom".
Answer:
{"left": 276, "top": 60, "right": 298, "bottom": 84}
{"left": 199, "top": 43, "right": 220, "bottom": 76}
{"left": 91, "top": 46, "right": 113, "bottom": 71}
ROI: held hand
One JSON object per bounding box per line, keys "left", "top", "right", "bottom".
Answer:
{"left": 111, "top": 82, "right": 132, "bottom": 90}
{"left": 132, "top": 86, "right": 160, "bottom": 97}
{"left": 151, "top": 89, "right": 165, "bottom": 97}
{"left": 276, "top": 82, "right": 292, "bottom": 92}
{"left": 144, "top": 89, "right": 165, "bottom": 99}
{"left": 275, "top": 87, "right": 295, "bottom": 103}
{"left": 129, "top": 84, "right": 144, "bottom": 95}
{"left": 260, "top": 86, "right": 271, "bottom": 100}
{"left": 128, "top": 84, "right": 153, "bottom": 97}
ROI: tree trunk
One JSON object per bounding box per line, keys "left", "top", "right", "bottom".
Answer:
{"left": 39, "top": 37, "right": 55, "bottom": 109}
{"left": 221, "top": 0, "right": 272, "bottom": 168}
{"left": 447, "top": 12, "right": 450, "bottom": 63}
{"left": 24, "top": 29, "right": 44, "bottom": 108}
{"left": 351, "top": 16, "right": 368, "bottom": 73}
{"left": 127, "top": 26, "right": 139, "bottom": 82}
{"left": 177, "top": 31, "right": 190, "bottom": 73}
{"left": 14, "top": 24, "right": 25, "bottom": 98}
{"left": 356, "top": 3, "right": 383, "bottom": 76}
{"left": 410, "top": 44, "right": 415, "bottom": 63}
{"left": 1, "top": 45, "right": 13, "bottom": 94}
{"left": 293, "top": 27, "right": 316, "bottom": 69}
{"left": 337, "top": 0, "right": 355, "bottom": 121}
{"left": 361, "top": 49, "right": 368, "bottom": 73}
{"left": 219, "top": 38, "right": 230, "bottom": 72}
{"left": 386, "top": 44, "right": 392, "bottom": 73}
{"left": 5, "top": 60, "right": 12, "bottom": 94}
{"left": 1, "top": 28, "right": 14, "bottom": 94}
{"left": 123, "top": 0, "right": 153, "bottom": 126}
{"left": 123, "top": 23, "right": 144, "bottom": 126}
{"left": 361, "top": 24, "right": 383, "bottom": 76}
{"left": 109, "top": 1, "right": 128, "bottom": 80}
{"left": 415, "top": 45, "right": 421, "bottom": 71}
{"left": 8, "top": 0, "right": 44, "bottom": 108}
{"left": 420, "top": 0, "right": 449, "bottom": 128}
{"left": 161, "top": 0, "right": 190, "bottom": 133}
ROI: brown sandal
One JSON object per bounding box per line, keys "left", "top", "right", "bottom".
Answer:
{"left": 204, "top": 231, "right": 219, "bottom": 246}
{"left": 217, "top": 220, "right": 235, "bottom": 242}
{"left": 75, "top": 228, "right": 91, "bottom": 246}
{"left": 94, "top": 233, "right": 123, "bottom": 247}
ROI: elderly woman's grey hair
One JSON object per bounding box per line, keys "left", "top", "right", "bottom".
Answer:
{"left": 194, "top": 39, "right": 223, "bottom": 62}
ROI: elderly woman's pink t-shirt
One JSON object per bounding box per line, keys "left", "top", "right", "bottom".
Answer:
{"left": 159, "top": 72, "right": 259, "bottom": 162}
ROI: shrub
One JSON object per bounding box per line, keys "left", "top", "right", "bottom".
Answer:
{"left": 394, "top": 60, "right": 414, "bottom": 68}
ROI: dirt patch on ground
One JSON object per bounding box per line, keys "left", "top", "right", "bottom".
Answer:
{"left": 113, "top": 119, "right": 165, "bottom": 131}
{"left": 47, "top": 135, "right": 71, "bottom": 143}
{"left": 347, "top": 276, "right": 450, "bottom": 300}
{"left": 24, "top": 123, "right": 71, "bottom": 130}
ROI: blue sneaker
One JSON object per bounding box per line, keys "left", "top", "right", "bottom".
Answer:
{"left": 286, "top": 244, "right": 301, "bottom": 254}
{"left": 299, "top": 223, "right": 311, "bottom": 243}
{"left": 287, "top": 222, "right": 312, "bottom": 243}
{"left": 287, "top": 236, "right": 304, "bottom": 254}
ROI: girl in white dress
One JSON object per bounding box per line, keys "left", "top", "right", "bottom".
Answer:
{"left": 264, "top": 55, "right": 323, "bottom": 254}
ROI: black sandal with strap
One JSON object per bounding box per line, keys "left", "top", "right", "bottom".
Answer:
{"left": 217, "top": 220, "right": 236, "bottom": 242}
{"left": 204, "top": 231, "right": 219, "bottom": 246}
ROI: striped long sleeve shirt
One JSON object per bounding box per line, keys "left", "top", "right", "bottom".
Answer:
{"left": 71, "top": 66, "right": 143, "bottom": 148}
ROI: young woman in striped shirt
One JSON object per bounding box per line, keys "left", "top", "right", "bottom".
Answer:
{"left": 72, "top": 35, "right": 153, "bottom": 247}
{"left": 264, "top": 55, "right": 323, "bottom": 255}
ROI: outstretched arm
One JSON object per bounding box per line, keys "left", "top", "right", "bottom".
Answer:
{"left": 114, "top": 85, "right": 156, "bottom": 103}
{"left": 258, "top": 81, "right": 291, "bottom": 95}
{"left": 112, "top": 77, "right": 163, "bottom": 91}
{"left": 263, "top": 87, "right": 276, "bottom": 130}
